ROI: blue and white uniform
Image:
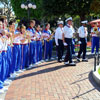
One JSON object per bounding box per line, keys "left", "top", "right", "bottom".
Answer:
{"left": 91, "top": 27, "right": 100, "bottom": 53}
{"left": 27, "top": 27, "right": 36, "bottom": 65}
{"left": 42, "top": 29, "right": 53, "bottom": 60}
{"left": 36, "top": 30, "right": 42, "bottom": 62}
{"left": 0, "top": 38, "right": 4, "bottom": 90}
{"left": 11, "top": 36, "right": 21, "bottom": 73}
{"left": 21, "top": 35, "right": 29, "bottom": 69}
{"left": 1, "top": 36, "right": 8, "bottom": 82}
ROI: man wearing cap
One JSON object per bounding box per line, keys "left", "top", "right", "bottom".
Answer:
{"left": 55, "top": 20, "right": 64, "bottom": 62}
{"left": 62, "top": 17, "right": 76, "bottom": 65}
{"left": 77, "top": 20, "right": 88, "bottom": 62}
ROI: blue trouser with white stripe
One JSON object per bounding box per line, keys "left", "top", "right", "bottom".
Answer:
{"left": 91, "top": 37, "right": 99, "bottom": 53}
{"left": 0, "top": 53, "right": 3, "bottom": 89}
{"left": 36, "top": 41, "right": 42, "bottom": 62}
{"left": 7, "top": 46, "right": 12, "bottom": 78}
{"left": 21, "top": 44, "right": 29, "bottom": 69}
{"left": 1, "top": 51, "right": 7, "bottom": 82}
{"left": 44, "top": 40, "right": 53, "bottom": 60}
{"left": 30, "top": 41, "right": 36, "bottom": 64}
{"left": 11, "top": 44, "right": 21, "bottom": 73}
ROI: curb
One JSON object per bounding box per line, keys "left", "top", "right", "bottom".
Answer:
{"left": 92, "top": 66, "right": 100, "bottom": 86}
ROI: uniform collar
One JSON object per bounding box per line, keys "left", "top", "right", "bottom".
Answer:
{"left": 28, "top": 26, "right": 33, "bottom": 29}
{"left": 36, "top": 29, "right": 39, "bottom": 33}
{"left": 66, "top": 24, "right": 70, "bottom": 28}
{"left": 45, "top": 28, "right": 48, "bottom": 31}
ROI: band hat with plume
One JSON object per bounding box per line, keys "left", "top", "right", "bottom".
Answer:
{"left": 65, "top": 17, "right": 72, "bottom": 22}
{"left": 57, "top": 21, "right": 64, "bottom": 25}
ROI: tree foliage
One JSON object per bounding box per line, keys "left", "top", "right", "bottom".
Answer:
{"left": 43, "top": 0, "right": 93, "bottom": 21}
{"left": 90, "top": 0, "right": 100, "bottom": 14}
{"left": 11, "top": 0, "right": 43, "bottom": 20}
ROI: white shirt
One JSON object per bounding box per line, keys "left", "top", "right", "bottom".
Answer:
{"left": 0, "top": 38, "right": 3, "bottom": 51}
{"left": 42, "top": 33, "right": 50, "bottom": 40}
{"left": 63, "top": 25, "right": 75, "bottom": 38}
{"left": 13, "top": 36, "right": 21, "bottom": 44}
{"left": 78, "top": 26, "right": 88, "bottom": 38}
{"left": 36, "top": 31, "right": 41, "bottom": 39}
{"left": 55, "top": 27, "right": 64, "bottom": 45}
{"left": 2, "top": 35, "right": 8, "bottom": 51}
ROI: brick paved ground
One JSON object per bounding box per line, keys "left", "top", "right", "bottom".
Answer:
{"left": 5, "top": 57, "right": 100, "bottom": 100}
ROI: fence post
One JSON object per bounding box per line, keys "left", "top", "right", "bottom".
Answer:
{"left": 94, "top": 53, "right": 97, "bottom": 71}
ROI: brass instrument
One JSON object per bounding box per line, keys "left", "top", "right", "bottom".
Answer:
{"left": 47, "top": 32, "right": 55, "bottom": 42}
{"left": 10, "top": 34, "right": 14, "bottom": 47}
{"left": 26, "top": 31, "right": 31, "bottom": 43}
{"left": 93, "top": 25, "right": 99, "bottom": 35}
{"left": 9, "top": 27, "right": 14, "bottom": 47}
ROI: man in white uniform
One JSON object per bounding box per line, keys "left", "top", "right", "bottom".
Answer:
{"left": 55, "top": 21, "right": 64, "bottom": 62}
{"left": 62, "top": 17, "right": 76, "bottom": 66}
{"left": 77, "top": 20, "right": 88, "bottom": 62}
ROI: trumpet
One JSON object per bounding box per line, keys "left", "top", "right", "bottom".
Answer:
{"left": 47, "top": 32, "right": 55, "bottom": 42}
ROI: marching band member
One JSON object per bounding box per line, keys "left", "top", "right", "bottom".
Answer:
{"left": 42, "top": 23, "right": 53, "bottom": 61}
{"left": 55, "top": 21, "right": 64, "bottom": 62}
{"left": 0, "top": 21, "right": 8, "bottom": 94}
{"left": 77, "top": 20, "right": 88, "bottom": 62}
{"left": 90, "top": 23, "right": 100, "bottom": 54}
{"left": 20, "top": 25, "right": 29, "bottom": 70}
{"left": 62, "top": 17, "right": 76, "bottom": 66}
{"left": 27, "top": 20, "right": 36, "bottom": 66}
{"left": 35, "top": 24, "right": 43, "bottom": 63}
{"left": 9, "top": 21, "right": 22, "bottom": 78}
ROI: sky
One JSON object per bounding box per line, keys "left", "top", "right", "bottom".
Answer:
{"left": 0, "top": 3, "right": 4, "bottom": 8}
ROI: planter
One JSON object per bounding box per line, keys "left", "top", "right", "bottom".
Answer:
{"left": 92, "top": 66, "right": 100, "bottom": 86}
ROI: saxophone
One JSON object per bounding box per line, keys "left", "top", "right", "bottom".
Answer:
{"left": 47, "top": 32, "right": 55, "bottom": 42}
{"left": 8, "top": 28, "right": 14, "bottom": 47}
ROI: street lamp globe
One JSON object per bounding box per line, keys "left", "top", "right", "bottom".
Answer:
{"left": 28, "top": 3, "right": 32, "bottom": 8}
{"left": 32, "top": 5, "right": 36, "bottom": 9}
{"left": 21, "top": 4, "right": 25, "bottom": 9}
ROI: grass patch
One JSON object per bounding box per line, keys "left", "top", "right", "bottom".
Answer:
{"left": 98, "top": 67, "right": 100, "bottom": 75}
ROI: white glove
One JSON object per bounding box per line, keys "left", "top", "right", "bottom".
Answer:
{"left": 64, "top": 42, "right": 68, "bottom": 46}
{"left": 75, "top": 38, "right": 78, "bottom": 42}
{"left": 78, "top": 41, "right": 81, "bottom": 44}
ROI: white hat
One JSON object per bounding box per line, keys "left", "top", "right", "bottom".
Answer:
{"left": 65, "top": 17, "right": 72, "bottom": 22}
{"left": 81, "top": 20, "right": 88, "bottom": 24}
{"left": 57, "top": 21, "right": 64, "bottom": 25}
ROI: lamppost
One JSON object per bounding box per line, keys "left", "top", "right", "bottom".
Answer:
{"left": 21, "top": 0, "right": 36, "bottom": 21}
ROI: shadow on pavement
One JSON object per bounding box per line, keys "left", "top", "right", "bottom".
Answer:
{"left": 72, "top": 71, "right": 100, "bottom": 100}
{"left": 14, "top": 64, "right": 70, "bottom": 81}
{"left": 27, "top": 60, "right": 58, "bottom": 70}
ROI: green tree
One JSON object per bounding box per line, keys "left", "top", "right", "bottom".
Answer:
{"left": 68, "top": 0, "right": 93, "bottom": 21}
{"left": 90, "top": 0, "right": 100, "bottom": 14}
{"left": 43, "top": 0, "right": 93, "bottom": 21}
{"left": 11, "top": 0, "right": 43, "bottom": 20}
